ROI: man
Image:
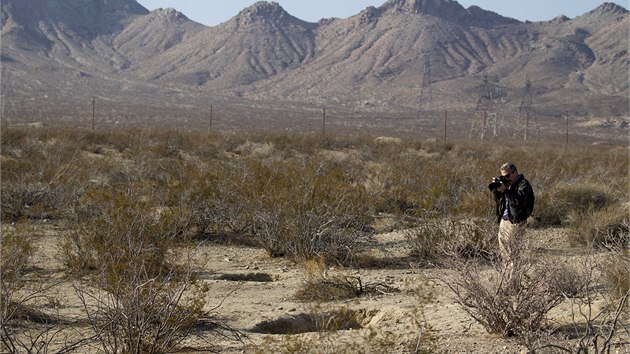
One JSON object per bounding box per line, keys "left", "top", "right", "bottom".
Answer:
{"left": 490, "top": 163, "right": 535, "bottom": 269}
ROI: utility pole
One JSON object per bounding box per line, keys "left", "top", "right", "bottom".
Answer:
{"left": 0, "top": 95, "right": 4, "bottom": 124}
{"left": 92, "top": 96, "right": 96, "bottom": 132}
{"left": 565, "top": 110, "right": 569, "bottom": 145}
{"left": 443, "top": 109, "right": 448, "bottom": 141}
{"left": 209, "top": 104, "right": 213, "bottom": 134}
{"left": 322, "top": 107, "right": 326, "bottom": 137}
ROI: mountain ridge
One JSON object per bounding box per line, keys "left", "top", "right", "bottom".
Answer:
{"left": 1, "top": 0, "right": 628, "bottom": 121}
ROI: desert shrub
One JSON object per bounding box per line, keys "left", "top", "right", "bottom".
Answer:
{"left": 241, "top": 157, "right": 373, "bottom": 264}
{"left": 63, "top": 187, "right": 190, "bottom": 273}
{"left": 446, "top": 259, "right": 582, "bottom": 340}
{"left": 0, "top": 222, "right": 35, "bottom": 327}
{"left": 404, "top": 217, "right": 497, "bottom": 266}
{"left": 372, "top": 153, "right": 434, "bottom": 215}
{"left": 0, "top": 132, "right": 85, "bottom": 221}
{"left": 404, "top": 217, "right": 450, "bottom": 265}
{"left": 186, "top": 161, "right": 249, "bottom": 235}
{"left": 602, "top": 232, "right": 630, "bottom": 301}
{"left": 534, "top": 183, "right": 617, "bottom": 227}
{"left": 64, "top": 188, "right": 208, "bottom": 353}
{"left": 567, "top": 205, "right": 629, "bottom": 246}
{"left": 75, "top": 256, "right": 208, "bottom": 354}
{"left": 0, "top": 222, "right": 69, "bottom": 352}
{"left": 0, "top": 178, "right": 58, "bottom": 222}
{"left": 532, "top": 247, "right": 630, "bottom": 353}
{"left": 604, "top": 252, "right": 630, "bottom": 310}
{"left": 444, "top": 230, "right": 583, "bottom": 344}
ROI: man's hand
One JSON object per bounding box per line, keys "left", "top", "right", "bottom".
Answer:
{"left": 497, "top": 184, "right": 507, "bottom": 193}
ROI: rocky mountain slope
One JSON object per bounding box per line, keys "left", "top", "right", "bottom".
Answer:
{"left": 1, "top": 0, "right": 628, "bottom": 122}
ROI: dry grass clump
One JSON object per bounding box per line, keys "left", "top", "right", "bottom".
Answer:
{"left": 568, "top": 205, "right": 629, "bottom": 246}
{"left": 534, "top": 183, "right": 618, "bottom": 227}
{"left": 295, "top": 258, "right": 398, "bottom": 302}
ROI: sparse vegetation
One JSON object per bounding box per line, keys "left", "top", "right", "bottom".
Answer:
{"left": 295, "top": 258, "right": 398, "bottom": 302}
{"left": 1, "top": 125, "right": 628, "bottom": 353}
{"left": 443, "top": 232, "right": 584, "bottom": 347}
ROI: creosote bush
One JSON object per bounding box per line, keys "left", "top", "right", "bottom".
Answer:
{"left": 1, "top": 221, "right": 36, "bottom": 349}
{"left": 240, "top": 157, "right": 373, "bottom": 264}
{"left": 63, "top": 188, "right": 190, "bottom": 273}
{"left": 404, "top": 216, "right": 497, "bottom": 266}
{"left": 63, "top": 188, "right": 207, "bottom": 353}
{"left": 443, "top": 229, "right": 584, "bottom": 346}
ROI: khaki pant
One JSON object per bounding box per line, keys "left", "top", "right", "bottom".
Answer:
{"left": 498, "top": 219, "right": 527, "bottom": 272}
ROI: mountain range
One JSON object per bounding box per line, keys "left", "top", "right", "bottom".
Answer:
{"left": 1, "top": 0, "right": 628, "bottom": 125}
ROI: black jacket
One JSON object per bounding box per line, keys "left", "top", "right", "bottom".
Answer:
{"left": 492, "top": 174, "right": 535, "bottom": 224}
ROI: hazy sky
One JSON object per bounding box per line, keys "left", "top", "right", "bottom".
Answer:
{"left": 135, "top": 0, "right": 629, "bottom": 26}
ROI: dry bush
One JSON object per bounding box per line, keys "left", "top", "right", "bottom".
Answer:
{"left": 602, "top": 231, "right": 630, "bottom": 302}
{"left": 532, "top": 249, "right": 630, "bottom": 353}
{"left": 62, "top": 188, "right": 190, "bottom": 273}
{"left": 186, "top": 161, "right": 249, "bottom": 235}
{"left": 74, "top": 256, "right": 208, "bottom": 354}
{"left": 534, "top": 183, "right": 617, "bottom": 227}
{"left": 240, "top": 157, "right": 373, "bottom": 264}
{"left": 567, "top": 206, "right": 629, "bottom": 246}
{"left": 443, "top": 231, "right": 583, "bottom": 345}
{"left": 0, "top": 129, "right": 85, "bottom": 221}
{"left": 0, "top": 222, "right": 78, "bottom": 353}
{"left": 295, "top": 258, "right": 397, "bottom": 302}
{"left": 1, "top": 221, "right": 35, "bottom": 350}
{"left": 61, "top": 188, "right": 209, "bottom": 353}
{"left": 404, "top": 217, "right": 497, "bottom": 266}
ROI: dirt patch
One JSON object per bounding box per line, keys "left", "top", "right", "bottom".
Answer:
{"left": 4, "top": 220, "right": 627, "bottom": 353}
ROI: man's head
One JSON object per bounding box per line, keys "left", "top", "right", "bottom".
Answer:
{"left": 500, "top": 162, "right": 518, "bottom": 186}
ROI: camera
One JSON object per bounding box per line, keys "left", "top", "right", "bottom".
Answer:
{"left": 488, "top": 175, "right": 508, "bottom": 191}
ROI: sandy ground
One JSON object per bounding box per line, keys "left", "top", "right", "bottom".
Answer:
{"left": 8, "top": 220, "right": 628, "bottom": 354}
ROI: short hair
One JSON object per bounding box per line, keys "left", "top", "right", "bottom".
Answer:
{"left": 500, "top": 162, "right": 518, "bottom": 174}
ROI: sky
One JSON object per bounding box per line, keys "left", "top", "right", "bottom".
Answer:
{"left": 135, "top": 0, "right": 629, "bottom": 26}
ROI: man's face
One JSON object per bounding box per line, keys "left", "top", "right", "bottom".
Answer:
{"left": 501, "top": 170, "right": 517, "bottom": 186}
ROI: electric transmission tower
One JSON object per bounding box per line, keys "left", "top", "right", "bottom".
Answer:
{"left": 469, "top": 73, "right": 499, "bottom": 139}
{"left": 418, "top": 54, "right": 436, "bottom": 134}
{"left": 420, "top": 54, "right": 433, "bottom": 108}
{"left": 518, "top": 74, "right": 535, "bottom": 140}
{"left": 0, "top": 67, "right": 17, "bottom": 125}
